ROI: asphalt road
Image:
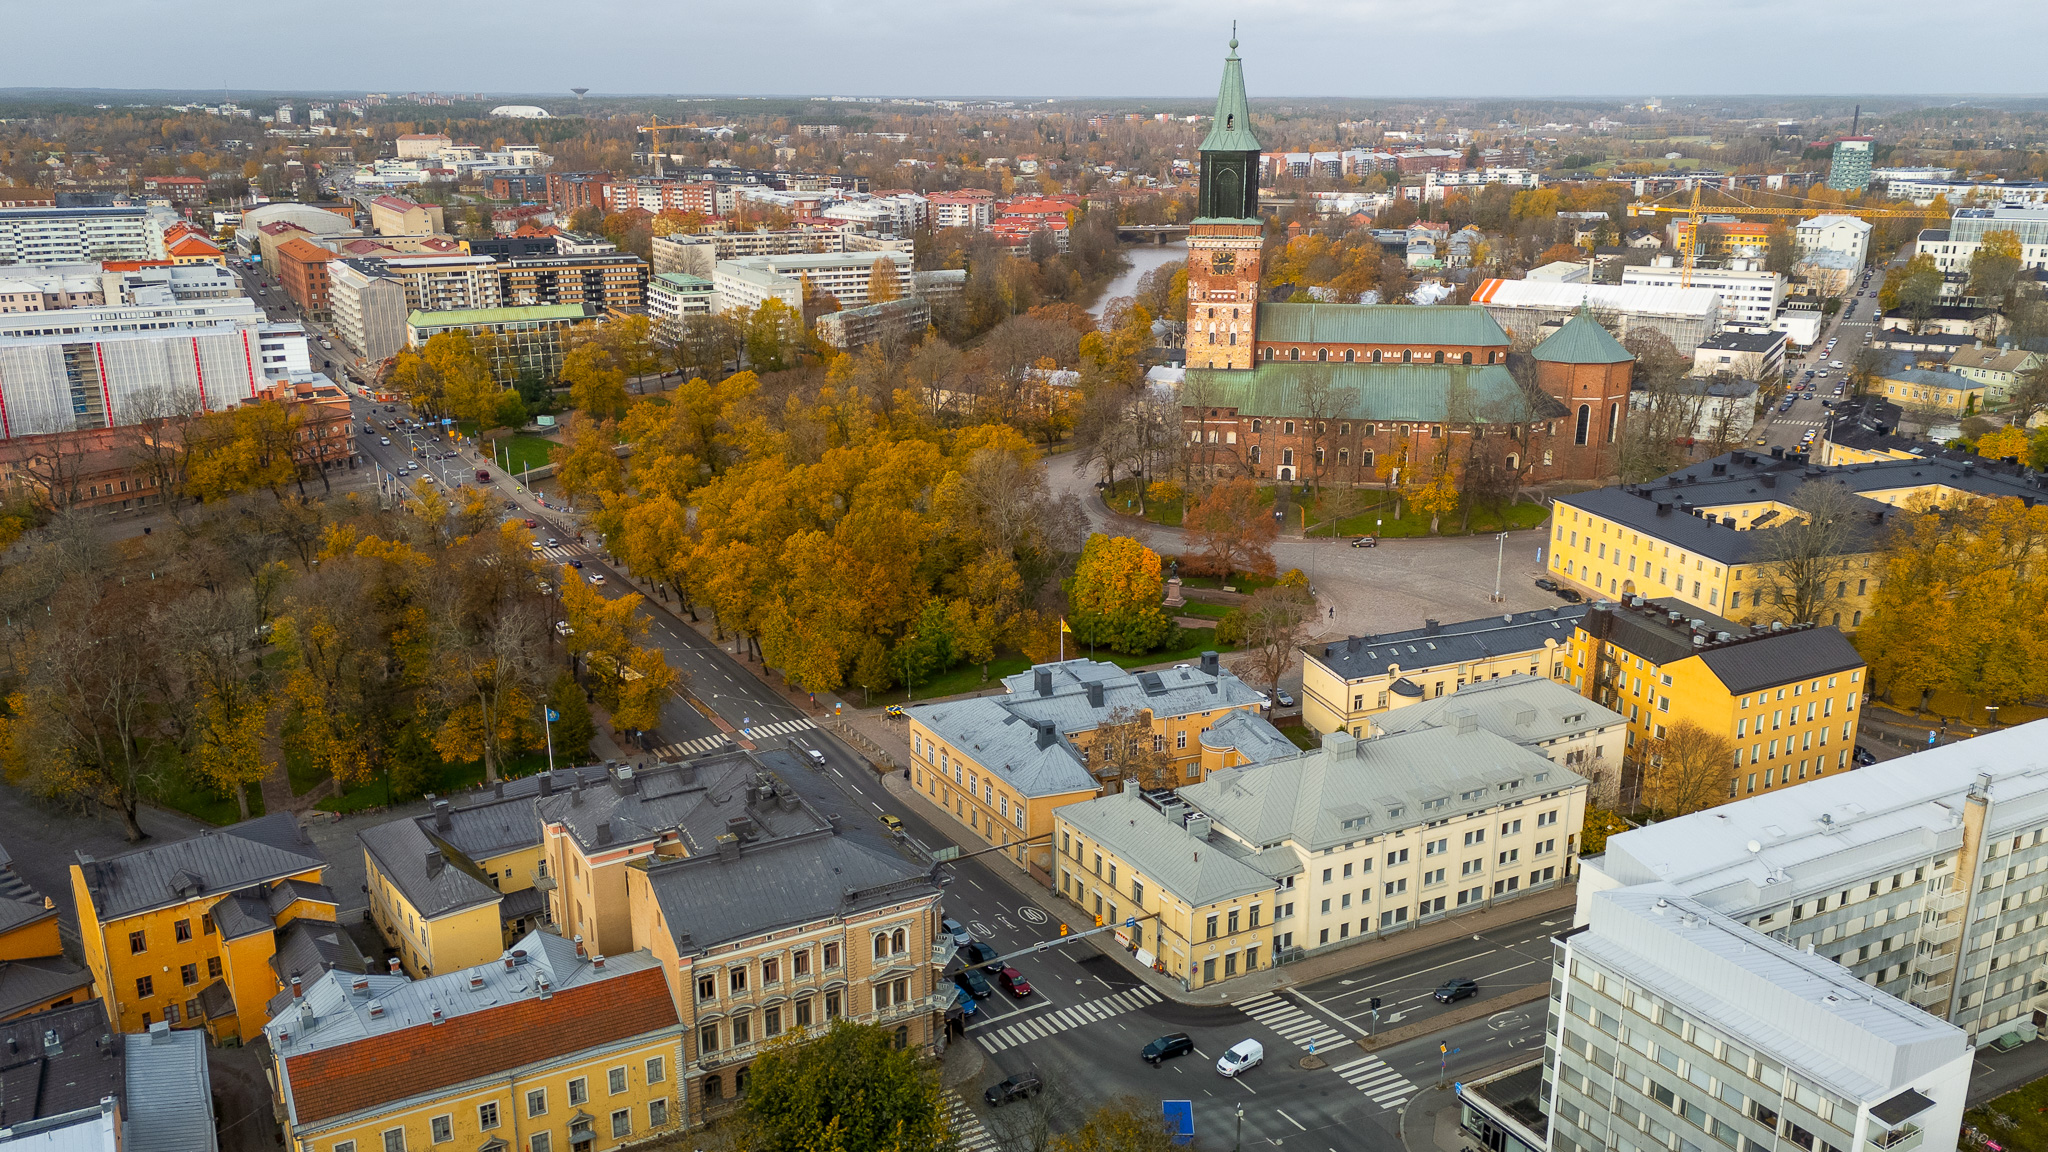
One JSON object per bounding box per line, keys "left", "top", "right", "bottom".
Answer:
{"left": 1753, "top": 270, "right": 1884, "bottom": 453}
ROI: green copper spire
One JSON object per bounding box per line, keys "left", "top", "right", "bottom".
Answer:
{"left": 1199, "top": 36, "right": 1262, "bottom": 153}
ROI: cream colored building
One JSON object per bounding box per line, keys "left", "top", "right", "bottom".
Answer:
{"left": 1301, "top": 608, "right": 1585, "bottom": 736}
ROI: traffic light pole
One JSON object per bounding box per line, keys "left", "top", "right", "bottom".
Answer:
{"left": 971, "top": 912, "right": 1163, "bottom": 972}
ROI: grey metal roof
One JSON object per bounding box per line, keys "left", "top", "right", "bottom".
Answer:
{"left": 0, "top": 956, "right": 92, "bottom": 1019}
{"left": 996, "top": 658, "right": 1266, "bottom": 733}
{"left": 1181, "top": 727, "right": 1582, "bottom": 854}
{"left": 534, "top": 752, "right": 831, "bottom": 856}
{"left": 0, "top": 895, "right": 53, "bottom": 936}
{"left": 123, "top": 1023, "right": 217, "bottom": 1152}
{"left": 76, "top": 814, "right": 324, "bottom": 921}
{"left": 268, "top": 919, "right": 367, "bottom": 994}
{"left": 1370, "top": 674, "right": 1623, "bottom": 749}
{"left": 357, "top": 818, "right": 500, "bottom": 922}
{"left": 907, "top": 697, "right": 1096, "bottom": 800}
{"left": 638, "top": 827, "right": 940, "bottom": 954}
{"left": 1054, "top": 788, "right": 1279, "bottom": 907}
{"left": 1696, "top": 627, "right": 1864, "bottom": 695}
{"left": 0, "top": 1000, "right": 126, "bottom": 1129}
{"left": 1310, "top": 606, "right": 1586, "bottom": 681}
{"left": 1581, "top": 596, "right": 1862, "bottom": 690}
{"left": 1200, "top": 711, "right": 1301, "bottom": 767}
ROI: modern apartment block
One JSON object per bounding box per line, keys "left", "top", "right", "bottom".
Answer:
{"left": 646, "top": 273, "right": 714, "bottom": 342}
{"left": 711, "top": 251, "right": 911, "bottom": 315}
{"left": 1582, "top": 721, "right": 2048, "bottom": 1047}
{"left": 381, "top": 254, "right": 502, "bottom": 313}
{"left": 497, "top": 252, "right": 648, "bottom": 313}
{"left": 1623, "top": 258, "right": 1786, "bottom": 330}
{"left": 1537, "top": 886, "right": 1969, "bottom": 1152}
{"left": 327, "top": 258, "right": 410, "bottom": 364}
{"left": 650, "top": 227, "right": 849, "bottom": 278}
{"left": 0, "top": 207, "right": 166, "bottom": 266}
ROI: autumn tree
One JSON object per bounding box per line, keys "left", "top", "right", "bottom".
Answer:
{"left": 1643, "top": 720, "right": 1737, "bottom": 817}
{"left": 1412, "top": 440, "right": 1463, "bottom": 535}
{"left": 560, "top": 338, "right": 628, "bottom": 420}
{"left": 1050, "top": 1097, "right": 1181, "bottom": 1152}
{"left": 1746, "top": 479, "right": 1867, "bottom": 625}
{"left": 549, "top": 417, "right": 626, "bottom": 508}
{"left": 1233, "top": 585, "right": 1316, "bottom": 692}
{"left": 867, "top": 257, "right": 902, "bottom": 304}
{"left": 185, "top": 401, "right": 305, "bottom": 502}
{"left": 557, "top": 565, "right": 681, "bottom": 732}
{"left": 1185, "top": 478, "right": 1277, "bottom": 579}
{"left": 1065, "top": 533, "right": 1174, "bottom": 655}
{"left": 1967, "top": 229, "right": 2023, "bottom": 310}
{"left": 1090, "top": 706, "right": 1176, "bottom": 790}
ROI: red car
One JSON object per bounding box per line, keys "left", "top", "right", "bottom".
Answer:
{"left": 524, "top": 518, "right": 538, "bottom": 528}
{"left": 998, "top": 966, "right": 1032, "bottom": 997}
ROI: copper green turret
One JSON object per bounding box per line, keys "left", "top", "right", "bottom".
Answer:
{"left": 1195, "top": 37, "right": 1262, "bottom": 222}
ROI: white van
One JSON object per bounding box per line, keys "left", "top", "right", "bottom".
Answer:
{"left": 1217, "top": 1038, "right": 1264, "bottom": 1077}
{"left": 795, "top": 741, "right": 826, "bottom": 767}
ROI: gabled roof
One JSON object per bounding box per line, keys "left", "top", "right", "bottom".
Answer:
{"left": 1371, "top": 673, "right": 1624, "bottom": 748}
{"left": 123, "top": 1022, "right": 217, "bottom": 1152}
{"left": 536, "top": 752, "right": 830, "bottom": 856}
{"left": 638, "top": 827, "right": 940, "bottom": 953}
{"left": 1198, "top": 41, "right": 1263, "bottom": 155}
{"left": 358, "top": 818, "right": 499, "bottom": 922}
{"left": 1532, "top": 310, "right": 1634, "bottom": 364}
{"left": 76, "top": 814, "right": 323, "bottom": 922}
{"left": 0, "top": 1000, "right": 126, "bottom": 1127}
{"left": 1256, "top": 303, "right": 1509, "bottom": 347}
{"left": 1186, "top": 361, "right": 1563, "bottom": 425}
{"left": 1055, "top": 788, "right": 1279, "bottom": 907}
{"left": 1311, "top": 606, "right": 1587, "bottom": 681}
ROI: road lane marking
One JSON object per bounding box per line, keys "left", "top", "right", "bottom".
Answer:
{"left": 1277, "top": 1110, "right": 1306, "bottom": 1131}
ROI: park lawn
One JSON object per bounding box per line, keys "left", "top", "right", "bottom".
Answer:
{"left": 1256, "top": 485, "right": 1550, "bottom": 539}
{"left": 150, "top": 759, "right": 262, "bottom": 826}
{"left": 1173, "top": 601, "right": 1233, "bottom": 620}
{"left": 1276, "top": 722, "right": 1320, "bottom": 751}
{"left": 1103, "top": 478, "right": 1196, "bottom": 527}
{"left": 486, "top": 433, "right": 562, "bottom": 477}
{"left": 1968, "top": 1074, "right": 2048, "bottom": 1152}
{"left": 1175, "top": 570, "right": 1280, "bottom": 593}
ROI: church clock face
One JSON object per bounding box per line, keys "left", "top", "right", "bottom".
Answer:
{"left": 1211, "top": 250, "right": 1236, "bottom": 275}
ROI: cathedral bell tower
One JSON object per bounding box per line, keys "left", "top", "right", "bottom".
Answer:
{"left": 1186, "top": 35, "right": 1265, "bottom": 371}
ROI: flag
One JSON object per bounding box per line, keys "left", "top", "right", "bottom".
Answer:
{"left": 1059, "top": 617, "right": 1072, "bottom": 633}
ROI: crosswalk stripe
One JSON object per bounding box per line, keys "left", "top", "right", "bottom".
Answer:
{"left": 1332, "top": 1056, "right": 1376, "bottom": 1073}
{"left": 1134, "top": 986, "right": 1160, "bottom": 1003}
{"left": 977, "top": 1034, "right": 1001, "bottom": 1052}
{"left": 945, "top": 1092, "right": 996, "bottom": 1152}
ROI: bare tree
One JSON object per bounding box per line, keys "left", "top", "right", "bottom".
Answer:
{"left": 1232, "top": 586, "right": 1316, "bottom": 693}
{"left": 1089, "top": 706, "right": 1176, "bottom": 791}
{"left": 1644, "top": 720, "right": 1737, "bottom": 817}
{"left": 1747, "top": 479, "right": 1868, "bottom": 625}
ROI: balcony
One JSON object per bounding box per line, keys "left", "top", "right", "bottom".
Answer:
{"left": 1906, "top": 981, "right": 1951, "bottom": 1009}
{"left": 1926, "top": 889, "right": 1964, "bottom": 914}
{"left": 1868, "top": 1124, "right": 1922, "bottom": 1152}
{"left": 1919, "top": 920, "right": 1961, "bottom": 945}
{"left": 1908, "top": 951, "right": 1955, "bottom": 977}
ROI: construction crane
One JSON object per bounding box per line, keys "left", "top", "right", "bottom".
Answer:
{"left": 637, "top": 114, "right": 691, "bottom": 178}
{"left": 1625, "top": 184, "right": 1939, "bottom": 286}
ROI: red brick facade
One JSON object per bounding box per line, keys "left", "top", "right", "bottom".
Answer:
{"left": 1537, "top": 358, "right": 1631, "bottom": 481}
{"left": 1186, "top": 221, "right": 1265, "bottom": 371}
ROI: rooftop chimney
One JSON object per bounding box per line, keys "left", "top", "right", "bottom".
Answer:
{"left": 592, "top": 954, "right": 606, "bottom": 969}
{"left": 468, "top": 971, "right": 486, "bottom": 991}
{"left": 574, "top": 934, "right": 586, "bottom": 958}
{"left": 291, "top": 975, "right": 303, "bottom": 999}
{"left": 596, "top": 821, "right": 613, "bottom": 846}
{"left": 388, "top": 957, "right": 402, "bottom": 975}
{"left": 432, "top": 799, "right": 451, "bottom": 830}
{"left": 430, "top": 1005, "right": 444, "bottom": 1024}
{"left": 1201, "top": 650, "right": 1220, "bottom": 676}
{"left": 539, "top": 772, "right": 554, "bottom": 798}
{"left": 1036, "top": 720, "right": 1057, "bottom": 750}
{"left": 1185, "top": 814, "right": 1212, "bottom": 840}
{"left": 1423, "top": 619, "right": 1441, "bottom": 634}
{"left": 368, "top": 1000, "right": 385, "bottom": 1019}
{"left": 425, "top": 849, "right": 443, "bottom": 876}
{"left": 717, "top": 833, "right": 741, "bottom": 861}
{"left": 1034, "top": 666, "right": 1053, "bottom": 697}
{"left": 350, "top": 974, "right": 370, "bottom": 997}
{"left": 536, "top": 974, "right": 552, "bottom": 1000}
{"left": 1086, "top": 681, "right": 1104, "bottom": 708}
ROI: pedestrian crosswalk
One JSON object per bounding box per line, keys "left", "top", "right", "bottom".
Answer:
{"left": 1330, "top": 1052, "right": 1420, "bottom": 1109}
{"left": 972, "top": 985, "right": 1163, "bottom": 1052}
{"left": 944, "top": 1091, "right": 997, "bottom": 1152}
{"left": 651, "top": 734, "right": 733, "bottom": 760}
{"left": 741, "top": 717, "right": 818, "bottom": 740}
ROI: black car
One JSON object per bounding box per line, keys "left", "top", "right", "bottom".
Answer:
{"left": 954, "top": 968, "right": 993, "bottom": 999}
{"left": 985, "top": 1074, "right": 1042, "bottom": 1107}
{"left": 1350, "top": 535, "right": 1377, "bottom": 548}
{"left": 1853, "top": 745, "right": 1878, "bottom": 766}
{"left": 1556, "top": 587, "right": 1585, "bottom": 604}
{"left": 1434, "top": 978, "right": 1479, "bottom": 1004}
{"left": 1142, "top": 1033, "right": 1195, "bottom": 1065}
{"left": 959, "top": 941, "right": 1001, "bottom": 971}
{"left": 1534, "top": 578, "right": 1559, "bottom": 592}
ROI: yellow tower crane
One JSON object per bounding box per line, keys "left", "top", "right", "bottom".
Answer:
{"left": 637, "top": 114, "right": 691, "bottom": 178}
{"left": 1626, "top": 184, "right": 1939, "bottom": 287}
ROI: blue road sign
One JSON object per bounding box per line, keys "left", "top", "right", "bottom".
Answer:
{"left": 1162, "top": 1101, "right": 1193, "bottom": 1145}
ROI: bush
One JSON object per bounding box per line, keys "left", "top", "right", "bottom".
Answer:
{"left": 1277, "top": 568, "right": 1309, "bottom": 589}
{"left": 1215, "top": 608, "right": 1248, "bottom": 647}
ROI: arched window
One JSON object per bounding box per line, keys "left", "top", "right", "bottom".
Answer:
{"left": 1371, "top": 349, "right": 1382, "bottom": 363}
{"left": 1506, "top": 454, "right": 1519, "bottom": 470}
{"left": 705, "top": 1075, "right": 722, "bottom": 1102}
{"left": 873, "top": 935, "right": 888, "bottom": 961}
{"left": 1249, "top": 446, "right": 1261, "bottom": 464}
{"left": 891, "top": 928, "right": 906, "bottom": 954}
{"left": 1250, "top": 419, "right": 1261, "bottom": 433}
{"left": 1263, "top": 346, "right": 1274, "bottom": 360}
{"left": 1317, "top": 348, "right": 1328, "bottom": 362}
{"left": 895, "top": 1026, "right": 910, "bottom": 1050}
{"left": 1361, "top": 449, "right": 1375, "bottom": 468}
{"left": 1344, "top": 348, "right": 1355, "bottom": 362}
{"left": 1433, "top": 350, "right": 1445, "bottom": 364}
{"left": 1208, "top": 332, "right": 1217, "bottom": 345}
{"left": 1402, "top": 349, "right": 1413, "bottom": 363}
{"left": 1575, "top": 404, "right": 1591, "bottom": 446}
{"left": 1607, "top": 403, "right": 1620, "bottom": 443}
{"left": 1461, "top": 352, "right": 1473, "bottom": 365}
{"left": 1289, "top": 347, "right": 1300, "bottom": 361}
{"left": 1489, "top": 350, "right": 1500, "bottom": 363}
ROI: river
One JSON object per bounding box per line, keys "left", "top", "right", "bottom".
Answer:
{"left": 1090, "top": 241, "right": 1187, "bottom": 320}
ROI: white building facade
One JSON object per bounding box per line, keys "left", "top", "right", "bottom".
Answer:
{"left": 0, "top": 207, "right": 166, "bottom": 267}
{"left": 1623, "top": 259, "right": 1785, "bottom": 329}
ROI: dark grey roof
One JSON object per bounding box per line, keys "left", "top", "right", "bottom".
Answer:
{"left": 535, "top": 752, "right": 829, "bottom": 856}
{"left": 1311, "top": 605, "right": 1587, "bottom": 679}
{"left": 0, "top": 956, "right": 91, "bottom": 1019}
{"left": 1582, "top": 598, "right": 1863, "bottom": 690}
{"left": 122, "top": 1023, "right": 217, "bottom": 1152}
{"left": 212, "top": 889, "right": 281, "bottom": 941}
{"left": 1870, "top": 1088, "right": 1935, "bottom": 1127}
{"left": 1697, "top": 627, "right": 1864, "bottom": 695}
{"left": 1583, "top": 596, "right": 1743, "bottom": 666}
{"left": 0, "top": 1000, "right": 126, "bottom": 1128}
{"left": 0, "top": 896, "right": 51, "bottom": 936}
{"left": 268, "top": 919, "right": 366, "bottom": 991}
{"left": 267, "top": 879, "right": 336, "bottom": 915}
{"left": 639, "top": 827, "right": 940, "bottom": 953}
{"left": 76, "top": 815, "right": 324, "bottom": 921}
{"left": 1697, "top": 330, "right": 1785, "bottom": 353}
{"left": 358, "top": 817, "right": 500, "bottom": 922}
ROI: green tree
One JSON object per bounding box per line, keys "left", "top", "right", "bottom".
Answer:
{"left": 544, "top": 670, "right": 594, "bottom": 762}
{"left": 745, "top": 298, "right": 801, "bottom": 372}
{"left": 740, "top": 1021, "right": 956, "bottom": 1152}
{"left": 1065, "top": 534, "right": 1174, "bottom": 654}
{"left": 560, "top": 340, "right": 628, "bottom": 420}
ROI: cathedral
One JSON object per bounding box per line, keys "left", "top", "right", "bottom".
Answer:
{"left": 1179, "top": 40, "right": 1633, "bottom": 487}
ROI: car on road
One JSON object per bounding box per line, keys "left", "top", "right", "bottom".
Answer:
{"left": 1350, "top": 535, "right": 1377, "bottom": 548}
{"left": 1534, "top": 578, "right": 1559, "bottom": 592}
{"left": 953, "top": 968, "right": 994, "bottom": 999}
{"left": 1274, "top": 689, "right": 1295, "bottom": 707}
{"left": 1754, "top": 436, "right": 1769, "bottom": 446}
{"left": 997, "top": 966, "right": 1032, "bottom": 997}
{"left": 554, "top": 621, "right": 573, "bottom": 636}
{"left": 379, "top": 437, "right": 391, "bottom": 445}
{"left": 959, "top": 941, "right": 1000, "bottom": 971}
{"left": 569, "top": 559, "right": 584, "bottom": 569}
{"left": 798, "top": 743, "right": 827, "bottom": 767}
{"left": 1142, "top": 1033, "right": 1195, "bottom": 1065}
{"left": 586, "top": 573, "right": 605, "bottom": 585}
{"left": 546, "top": 538, "right": 558, "bottom": 547}
{"left": 524, "top": 518, "right": 537, "bottom": 528}
{"left": 1435, "top": 978, "right": 1480, "bottom": 1003}
{"left": 1830, "top": 360, "right": 1845, "bottom": 370}
{"left": 942, "top": 917, "right": 972, "bottom": 946}
{"left": 878, "top": 813, "right": 904, "bottom": 834}
{"left": 1557, "top": 587, "right": 1584, "bottom": 603}
{"left": 537, "top": 581, "right": 553, "bottom": 595}
{"left": 530, "top": 540, "right": 544, "bottom": 551}
{"left": 1216, "top": 1038, "right": 1265, "bottom": 1077}
{"left": 984, "top": 1075, "right": 1041, "bottom": 1107}
{"left": 1854, "top": 745, "right": 1878, "bottom": 766}
{"left": 885, "top": 704, "right": 907, "bottom": 718}
{"left": 1817, "top": 371, "right": 1829, "bottom": 378}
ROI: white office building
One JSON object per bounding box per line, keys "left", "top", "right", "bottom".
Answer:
{"left": 1795, "top": 215, "right": 1872, "bottom": 269}
{"left": 647, "top": 272, "right": 715, "bottom": 343}
{"left": 711, "top": 251, "right": 912, "bottom": 316}
{"left": 0, "top": 207, "right": 166, "bottom": 266}
{"left": 1623, "top": 257, "right": 1785, "bottom": 330}
{"left": 1918, "top": 203, "right": 2048, "bottom": 278}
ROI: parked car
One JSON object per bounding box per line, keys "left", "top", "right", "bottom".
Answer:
{"left": 1350, "top": 535, "right": 1377, "bottom": 548}
{"left": 1534, "top": 578, "right": 1559, "bottom": 592}
{"left": 1274, "top": 689, "right": 1295, "bottom": 708}
{"left": 586, "top": 573, "right": 605, "bottom": 585}
{"left": 997, "top": 966, "right": 1032, "bottom": 997}
{"left": 1435, "top": 978, "right": 1480, "bottom": 1004}
{"left": 1853, "top": 745, "right": 1878, "bottom": 766}
{"left": 1557, "top": 587, "right": 1585, "bottom": 604}
{"left": 1216, "top": 1038, "right": 1265, "bottom": 1077}
{"left": 959, "top": 942, "right": 1001, "bottom": 971}
{"left": 954, "top": 968, "right": 994, "bottom": 999}
{"left": 554, "top": 621, "right": 573, "bottom": 636}
{"left": 878, "top": 814, "right": 904, "bottom": 833}
{"left": 984, "top": 1075, "right": 1042, "bottom": 1107}
{"left": 942, "top": 918, "right": 972, "bottom": 947}
{"left": 1143, "top": 1033, "right": 1195, "bottom": 1065}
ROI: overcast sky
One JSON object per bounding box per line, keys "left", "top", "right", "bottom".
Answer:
{"left": 10, "top": 0, "right": 2046, "bottom": 99}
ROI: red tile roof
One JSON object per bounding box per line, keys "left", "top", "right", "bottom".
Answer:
{"left": 282, "top": 966, "right": 677, "bottom": 1126}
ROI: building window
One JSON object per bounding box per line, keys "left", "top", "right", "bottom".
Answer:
{"left": 478, "top": 1102, "right": 500, "bottom": 1130}
{"left": 1574, "top": 405, "right": 1590, "bottom": 446}
{"left": 649, "top": 1099, "right": 669, "bottom": 1128}
{"left": 526, "top": 1089, "right": 547, "bottom": 1118}
{"left": 174, "top": 919, "right": 192, "bottom": 942}
{"left": 824, "top": 942, "right": 840, "bottom": 968}
{"left": 129, "top": 931, "right": 146, "bottom": 954}
{"left": 568, "top": 1078, "right": 588, "bottom": 1107}
{"left": 1433, "top": 350, "right": 1445, "bottom": 364}
{"left": 135, "top": 975, "right": 153, "bottom": 999}
{"left": 732, "top": 1013, "right": 752, "bottom": 1044}
{"left": 530, "top": 1136, "right": 551, "bottom": 1152}
{"left": 207, "top": 957, "right": 221, "bottom": 979}
{"left": 181, "top": 963, "right": 198, "bottom": 986}
{"left": 383, "top": 1130, "right": 407, "bottom": 1152}
{"left": 699, "top": 1023, "right": 718, "bottom": 1054}
{"left": 1402, "top": 349, "right": 1413, "bottom": 363}
{"left": 431, "top": 1115, "right": 453, "bottom": 1143}
{"left": 609, "top": 1066, "right": 628, "bottom": 1095}
{"left": 611, "top": 1109, "right": 632, "bottom": 1138}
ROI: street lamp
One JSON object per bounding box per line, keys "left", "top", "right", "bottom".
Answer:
{"left": 1987, "top": 705, "right": 2000, "bottom": 729}
{"left": 1234, "top": 1103, "right": 1244, "bottom": 1152}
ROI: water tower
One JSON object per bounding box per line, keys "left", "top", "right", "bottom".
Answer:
{"left": 571, "top": 88, "right": 589, "bottom": 99}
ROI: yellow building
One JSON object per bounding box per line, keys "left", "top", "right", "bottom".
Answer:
{"left": 1566, "top": 596, "right": 1866, "bottom": 806}
{"left": 0, "top": 842, "right": 92, "bottom": 1021}
{"left": 1547, "top": 451, "right": 2040, "bottom": 634}
{"left": 627, "top": 826, "right": 947, "bottom": 1125}
{"left": 70, "top": 813, "right": 335, "bottom": 1042}
{"left": 1873, "top": 368, "right": 1984, "bottom": 416}
{"left": 1675, "top": 217, "right": 1776, "bottom": 255}
{"left": 905, "top": 655, "right": 1270, "bottom": 879}
{"left": 267, "top": 930, "right": 683, "bottom": 1152}
{"left": 1300, "top": 608, "right": 1584, "bottom": 735}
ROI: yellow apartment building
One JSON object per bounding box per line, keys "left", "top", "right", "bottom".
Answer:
{"left": 1300, "top": 607, "right": 1585, "bottom": 736}
{"left": 71, "top": 813, "right": 335, "bottom": 1042}
{"left": 267, "top": 930, "right": 683, "bottom": 1152}
{"left": 627, "top": 825, "right": 947, "bottom": 1125}
{"left": 0, "top": 842, "right": 92, "bottom": 1020}
{"left": 905, "top": 655, "right": 1270, "bottom": 879}
{"left": 1873, "top": 367, "right": 1984, "bottom": 417}
{"left": 1566, "top": 596, "right": 1867, "bottom": 806}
